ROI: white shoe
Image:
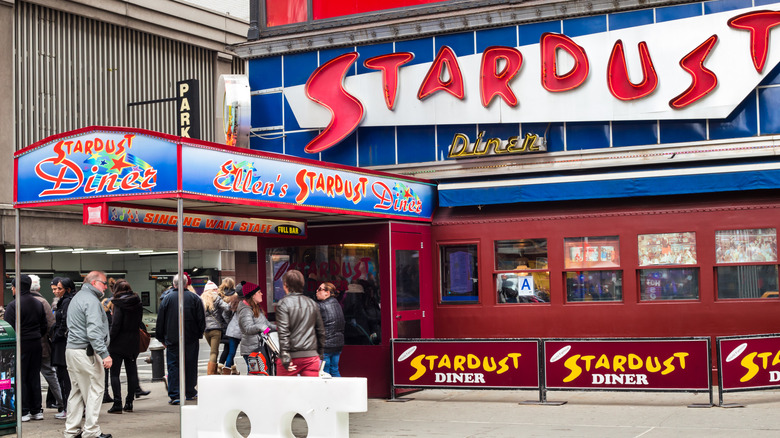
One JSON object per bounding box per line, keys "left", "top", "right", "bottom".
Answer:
{"left": 54, "top": 411, "right": 67, "bottom": 420}
{"left": 32, "top": 412, "right": 44, "bottom": 420}
{"left": 20, "top": 414, "right": 31, "bottom": 422}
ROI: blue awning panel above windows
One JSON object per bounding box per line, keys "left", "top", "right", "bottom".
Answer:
{"left": 438, "top": 164, "right": 780, "bottom": 207}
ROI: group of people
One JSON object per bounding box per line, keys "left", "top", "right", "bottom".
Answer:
{"left": 4, "top": 268, "right": 348, "bottom": 438}
{"left": 5, "top": 271, "right": 150, "bottom": 438}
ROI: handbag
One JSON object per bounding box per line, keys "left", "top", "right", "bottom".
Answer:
{"left": 139, "top": 327, "right": 151, "bottom": 352}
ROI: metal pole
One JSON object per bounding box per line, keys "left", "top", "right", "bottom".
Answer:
{"left": 14, "top": 210, "right": 21, "bottom": 434}
{"left": 177, "top": 198, "right": 186, "bottom": 422}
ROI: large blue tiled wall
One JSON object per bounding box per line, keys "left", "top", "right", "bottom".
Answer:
{"left": 249, "top": 0, "right": 780, "bottom": 167}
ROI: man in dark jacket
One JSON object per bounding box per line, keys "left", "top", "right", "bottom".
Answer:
{"left": 276, "top": 269, "right": 325, "bottom": 377}
{"left": 156, "top": 273, "right": 206, "bottom": 404}
{"left": 5, "top": 274, "right": 48, "bottom": 421}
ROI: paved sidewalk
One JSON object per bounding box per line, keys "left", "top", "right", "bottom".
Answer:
{"left": 11, "top": 384, "right": 780, "bottom": 437}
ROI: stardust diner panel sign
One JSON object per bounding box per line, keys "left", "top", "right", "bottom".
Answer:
{"left": 15, "top": 127, "right": 434, "bottom": 221}
{"left": 718, "top": 334, "right": 780, "bottom": 391}
{"left": 180, "top": 142, "right": 434, "bottom": 220}
{"left": 544, "top": 338, "right": 710, "bottom": 391}
{"left": 392, "top": 339, "right": 540, "bottom": 389}
{"left": 285, "top": 5, "right": 780, "bottom": 153}
{"left": 15, "top": 129, "right": 179, "bottom": 205}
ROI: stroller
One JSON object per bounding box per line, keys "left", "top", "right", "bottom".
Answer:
{"left": 247, "top": 331, "right": 279, "bottom": 376}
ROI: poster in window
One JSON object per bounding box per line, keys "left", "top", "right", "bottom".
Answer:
{"left": 585, "top": 246, "right": 599, "bottom": 262}
{"left": 568, "top": 246, "right": 584, "bottom": 267}
{"left": 600, "top": 246, "right": 614, "bottom": 262}
{"left": 715, "top": 228, "right": 777, "bottom": 264}
{"left": 638, "top": 232, "right": 697, "bottom": 266}
{"left": 565, "top": 236, "right": 620, "bottom": 269}
{"left": 449, "top": 251, "right": 473, "bottom": 294}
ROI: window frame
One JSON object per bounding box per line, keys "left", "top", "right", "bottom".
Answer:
{"left": 714, "top": 228, "right": 779, "bottom": 301}
{"left": 562, "top": 236, "right": 623, "bottom": 304}
{"left": 494, "top": 238, "right": 550, "bottom": 305}
{"left": 637, "top": 231, "right": 700, "bottom": 302}
{"left": 438, "top": 240, "right": 480, "bottom": 305}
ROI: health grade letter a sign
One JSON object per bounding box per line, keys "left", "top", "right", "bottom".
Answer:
{"left": 15, "top": 128, "right": 178, "bottom": 206}
{"left": 392, "top": 340, "right": 540, "bottom": 389}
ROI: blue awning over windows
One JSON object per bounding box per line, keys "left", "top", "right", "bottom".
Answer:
{"left": 438, "top": 162, "right": 780, "bottom": 207}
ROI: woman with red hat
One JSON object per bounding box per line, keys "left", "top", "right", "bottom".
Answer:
{"left": 237, "top": 282, "right": 276, "bottom": 374}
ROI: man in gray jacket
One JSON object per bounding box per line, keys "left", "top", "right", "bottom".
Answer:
{"left": 275, "top": 269, "right": 325, "bottom": 377}
{"left": 63, "top": 270, "right": 113, "bottom": 438}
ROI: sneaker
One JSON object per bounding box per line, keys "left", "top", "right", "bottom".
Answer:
{"left": 32, "top": 412, "right": 44, "bottom": 420}
{"left": 55, "top": 411, "right": 67, "bottom": 420}
{"left": 20, "top": 414, "right": 31, "bottom": 422}
{"left": 168, "top": 399, "right": 179, "bottom": 405}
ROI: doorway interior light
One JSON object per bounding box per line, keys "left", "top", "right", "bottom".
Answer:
{"left": 5, "top": 247, "right": 46, "bottom": 253}
{"left": 73, "top": 249, "right": 120, "bottom": 253}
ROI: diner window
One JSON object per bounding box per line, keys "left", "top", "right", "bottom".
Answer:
{"left": 638, "top": 232, "right": 699, "bottom": 300}
{"left": 495, "top": 239, "right": 549, "bottom": 304}
{"left": 440, "top": 244, "right": 479, "bottom": 303}
{"left": 564, "top": 236, "right": 622, "bottom": 302}
{"left": 266, "top": 244, "right": 380, "bottom": 345}
{"left": 715, "top": 228, "right": 779, "bottom": 299}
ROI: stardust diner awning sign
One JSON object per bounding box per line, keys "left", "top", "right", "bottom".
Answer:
{"left": 14, "top": 127, "right": 435, "bottom": 222}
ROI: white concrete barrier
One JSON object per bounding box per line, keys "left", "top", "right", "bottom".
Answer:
{"left": 181, "top": 375, "right": 368, "bottom": 437}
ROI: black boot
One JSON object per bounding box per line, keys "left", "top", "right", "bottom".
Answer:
{"left": 123, "top": 399, "right": 133, "bottom": 412}
{"left": 102, "top": 391, "right": 113, "bottom": 404}
{"left": 107, "top": 401, "right": 123, "bottom": 414}
{"left": 135, "top": 387, "right": 151, "bottom": 399}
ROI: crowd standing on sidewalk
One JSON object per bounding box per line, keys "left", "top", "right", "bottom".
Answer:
{"left": 2, "top": 270, "right": 342, "bottom": 436}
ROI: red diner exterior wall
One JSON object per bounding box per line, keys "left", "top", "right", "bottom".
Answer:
{"left": 430, "top": 193, "right": 780, "bottom": 347}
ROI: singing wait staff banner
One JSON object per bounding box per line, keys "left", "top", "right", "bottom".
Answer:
{"left": 543, "top": 338, "right": 712, "bottom": 399}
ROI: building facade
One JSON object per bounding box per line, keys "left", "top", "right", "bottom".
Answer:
{"left": 3, "top": 0, "right": 252, "bottom": 307}
{"left": 236, "top": 0, "right": 780, "bottom": 393}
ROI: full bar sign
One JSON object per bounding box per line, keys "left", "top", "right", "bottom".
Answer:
{"left": 177, "top": 79, "right": 200, "bottom": 139}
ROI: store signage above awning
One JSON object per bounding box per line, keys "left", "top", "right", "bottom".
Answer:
{"left": 448, "top": 131, "right": 546, "bottom": 159}
{"left": 284, "top": 5, "right": 780, "bottom": 153}
{"left": 83, "top": 203, "right": 307, "bottom": 238}
{"left": 14, "top": 126, "right": 435, "bottom": 222}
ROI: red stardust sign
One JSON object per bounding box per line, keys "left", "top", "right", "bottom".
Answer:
{"left": 392, "top": 340, "right": 539, "bottom": 389}
{"left": 719, "top": 334, "right": 780, "bottom": 391}
{"left": 544, "top": 339, "right": 710, "bottom": 391}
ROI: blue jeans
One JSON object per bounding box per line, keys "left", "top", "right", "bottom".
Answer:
{"left": 225, "top": 337, "right": 240, "bottom": 368}
{"left": 323, "top": 352, "right": 341, "bottom": 377}
{"left": 165, "top": 342, "right": 199, "bottom": 401}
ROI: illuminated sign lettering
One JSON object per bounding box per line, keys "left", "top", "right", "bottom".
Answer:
{"left": 177, "top": 79, "right": 200, "bottom": 139}
{"left": 284, "top": 6, "right": 780, "bottom": 154}
{"left": 448, "top": 132, "right": 546, "bottom": 159}
{"left": 84, "top": 203, "right": 307, "bottom": 238}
